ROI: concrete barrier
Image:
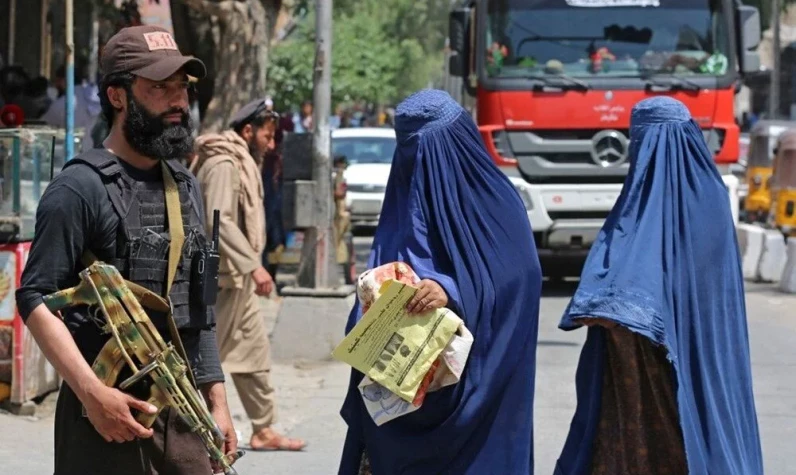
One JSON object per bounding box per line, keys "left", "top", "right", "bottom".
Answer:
{"left": 758, "top": 230, "right": 788, "bottom": 282}
{"left": 780, "top": 239, "right": 796, "bottom": 294}
{"left": 722, "top": 174, "right": 740, "bottom": 226}
{"left": 737, "top": 223, "right": 765, "bottom": 281}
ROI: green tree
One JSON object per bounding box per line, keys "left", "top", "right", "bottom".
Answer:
{"left": 267, "top": 0, "right": 450, "bottom": 109}
{"left": 175, "top": 0, "right": 283, "bottom": 132}
{"left": 744, "top": 0, "right": 796, "bottom": 32}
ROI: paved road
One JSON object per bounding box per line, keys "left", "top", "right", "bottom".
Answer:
{"left": 1, "top": 236, "right": 794, "bottom": 474}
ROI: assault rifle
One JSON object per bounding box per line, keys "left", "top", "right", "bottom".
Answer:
{"left": 43, "top": 262, "right": 242, "bottom": 474}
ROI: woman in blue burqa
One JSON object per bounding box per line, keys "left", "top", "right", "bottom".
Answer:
{"left": 337, "top": 89, "right": 542, "bottom": 475}
{"left": 555, "top": 96, "right": 764, "bottom": 475}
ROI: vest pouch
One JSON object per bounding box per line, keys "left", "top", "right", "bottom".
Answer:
{"left": 127, "top": 256, "right": 170, "bottom": 327}
{"left": 69, "top": 149, "right": 215, "bottom": 330}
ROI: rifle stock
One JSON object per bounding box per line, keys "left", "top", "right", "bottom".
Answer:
{"left": 42, "top": 262, "right": 243, "bottom": 474}
{"left": 43, "top": 281, "right": 97, "bottom": 313}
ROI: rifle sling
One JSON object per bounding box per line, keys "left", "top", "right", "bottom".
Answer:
{"left": 81, "top": 162, "right": 198, "bottom": 390}
{"left": 160, "top": 161, "right": 197, "bottom": 390}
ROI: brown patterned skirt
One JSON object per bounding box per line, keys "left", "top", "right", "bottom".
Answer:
{"left": 358, "top": 452, "right": 372, "bottom": 475}
{"left": 589, "top": 325, "right": 688, "bottom": 475}
{"left": 357, "top": 325, "right": 687, "bottom": 475}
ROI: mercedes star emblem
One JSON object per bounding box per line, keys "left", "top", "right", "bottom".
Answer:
{"left": 590, "top": 129, "right": 629, "bottom": 167}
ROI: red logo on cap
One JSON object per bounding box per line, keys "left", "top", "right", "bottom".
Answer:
{"left": 143, "top": 32, "right": 178, "bottom": 51}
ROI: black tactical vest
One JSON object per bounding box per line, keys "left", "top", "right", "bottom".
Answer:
{"left": 62, "top": 149, "right": 212, "bottom": 330}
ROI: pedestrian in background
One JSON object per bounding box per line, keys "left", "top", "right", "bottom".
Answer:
{"left": 192, "top": 98, "right": 306, "bottom": 452}
{"left": 294, "top": 99, "right": 313, "bottom": 132}
{"left": 555, "top": 97, "right": 764, "bottom": 475}
{"left": 262, "top": 106, "right": 293, "bottom": 284}
{"left": 332, "top": 154, "right": 351, "bottom": 275}
{"left": 40, "top": 67, "right": 101, "bottom": 130}
{"left": 338, "top": 89, "right": 542, "bottom": 475}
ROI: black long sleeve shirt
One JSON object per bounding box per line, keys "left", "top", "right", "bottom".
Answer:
{"left": 15, "top": 157, "right": 224, "bottom": 386}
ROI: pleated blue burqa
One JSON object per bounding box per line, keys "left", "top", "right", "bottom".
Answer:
{"left": 555, "top": 96, "right": 764, "bottom": 475}
{"left": 338, "top": 89, "right": 542, "bottom": 475}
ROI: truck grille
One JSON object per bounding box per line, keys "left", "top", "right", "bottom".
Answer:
{"left": 548, "top": 210, "right": 612, "bottom": 220}
{"left": 347, "top": 184, "right": 387, "bottom": 193}
{"left": 530, "top": 129, "right": 630, "bottom": 140}
{"left": 507, "top": 129, "right": 630, "bottom": 184}
{"left": 535, "top": 152, "right": 595, "bottom": 165}
{"left": 532, "top": 129, "right": 630, "bottom": 165}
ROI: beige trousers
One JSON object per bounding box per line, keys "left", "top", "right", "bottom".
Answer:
{"left": 215, "top": 275, "right": 276, "bottom": 431}
{"left": 230, "top": 371, "right": 276, "bottom": 431}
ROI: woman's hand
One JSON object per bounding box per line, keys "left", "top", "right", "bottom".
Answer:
{"left": 406, "top": 279, "right": 448, "bottom": 315}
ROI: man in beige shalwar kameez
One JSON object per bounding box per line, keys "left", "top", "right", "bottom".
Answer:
{"left": 191, "top": 99, "right": 306, "bottom": 452}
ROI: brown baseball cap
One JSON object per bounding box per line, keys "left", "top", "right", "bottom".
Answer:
{"left": 101, "top": 25, "right": 206, "bottom": 81}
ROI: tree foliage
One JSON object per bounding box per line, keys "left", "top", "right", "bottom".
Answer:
{"left": 267, "top": 0, "right": 450, "bottom": 109}
{"left": 173, "top": 0, "right": 281, "bottom": 132}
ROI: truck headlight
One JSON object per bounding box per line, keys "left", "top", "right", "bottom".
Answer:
{"left": 514, "top": 183, "right": 533, "bottom": 210}
{"left": 753, "top": 174, "right": 762, "bottom": 186}
{"left": 701, "top": 128, "right": 726, "bottom": 155}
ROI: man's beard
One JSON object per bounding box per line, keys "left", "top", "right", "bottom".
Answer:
{"left": 123, "top": 94, "right": 194, "bottom": 161}
{"left": 248, "top": 141, "right": 265, "bottom": 164}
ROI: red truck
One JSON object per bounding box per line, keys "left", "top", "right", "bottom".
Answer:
{"left": 447, "top": 0, "right": 760, "bottom": 277}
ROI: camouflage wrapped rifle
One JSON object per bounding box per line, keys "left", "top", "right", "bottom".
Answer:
{"left": 43, "top": 261, "right": 242, "bottom": 475}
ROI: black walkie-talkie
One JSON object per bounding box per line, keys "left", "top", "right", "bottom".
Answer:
{"left": 192, "top": 209, "right": 221, "bottom": 308}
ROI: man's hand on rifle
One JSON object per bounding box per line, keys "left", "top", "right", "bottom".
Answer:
{"left": 203, "top": 382, "right": 239, "bottom": 473}
{"left": 25, "top": 304, "right": 157, "bottom": 444}
{"left": 83, "top": 384, "right": 157, "bottom": 443}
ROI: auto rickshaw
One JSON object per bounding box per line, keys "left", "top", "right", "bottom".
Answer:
{"left": 770, "top": 128, "right": 796, "bottom": 237}
{"left": 744, "top": 120, "right": 795, "bottom": 223}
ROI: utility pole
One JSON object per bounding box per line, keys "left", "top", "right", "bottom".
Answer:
{"left": 88, "top": 3, "right": 99, "bottom": 84}
{"left": 274, "top": 0, "right": 354, "bottom": 362}
{"left": 65, "top": 0, "right": 75, "bottom": 161}
{"left": 8, "top": 0, "right": 16, "bottom": 65}
{"left": 770, "top": 0, "right": 782, "bottom": 119}
{"left": 298, "top": 0, "right": 338, "bottom": 289}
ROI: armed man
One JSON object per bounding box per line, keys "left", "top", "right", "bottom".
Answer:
{"left": 191, "top": 99, "right": 306, "bottom": 452}
{"left": 15, "top": 26, "right": 237, "bottom": 474}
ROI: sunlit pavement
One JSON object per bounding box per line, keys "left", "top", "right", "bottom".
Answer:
{"left": 1, "top": 237, "right": 794, "bottom": 474}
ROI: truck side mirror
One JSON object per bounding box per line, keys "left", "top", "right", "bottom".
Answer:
{"left": 737, "top": 5, "right": 761, "bottom": 74}
{"left": 448, "top": 8, "right": 470, "bottom": 78}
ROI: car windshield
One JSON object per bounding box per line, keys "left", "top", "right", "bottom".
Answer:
{"left": 484, "top": 0, "right": 730, "bottom": 79}
{"left": 332, "top": 136, "right": 396, "bottom": 165}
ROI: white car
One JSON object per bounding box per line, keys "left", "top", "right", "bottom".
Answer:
{"left": 332, "top": 127, "right": 396, "bottom": 227}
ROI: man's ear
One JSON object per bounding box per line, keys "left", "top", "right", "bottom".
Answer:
{"left": 240, "top": 123, "right": 253, "bottom": 141}
{"left": 107, "top": 86, "right": 127, "bottom": 111}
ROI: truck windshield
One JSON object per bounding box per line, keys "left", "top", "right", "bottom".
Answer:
{"left": 484, "top": 0, "right": 730, "bottom": 79}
